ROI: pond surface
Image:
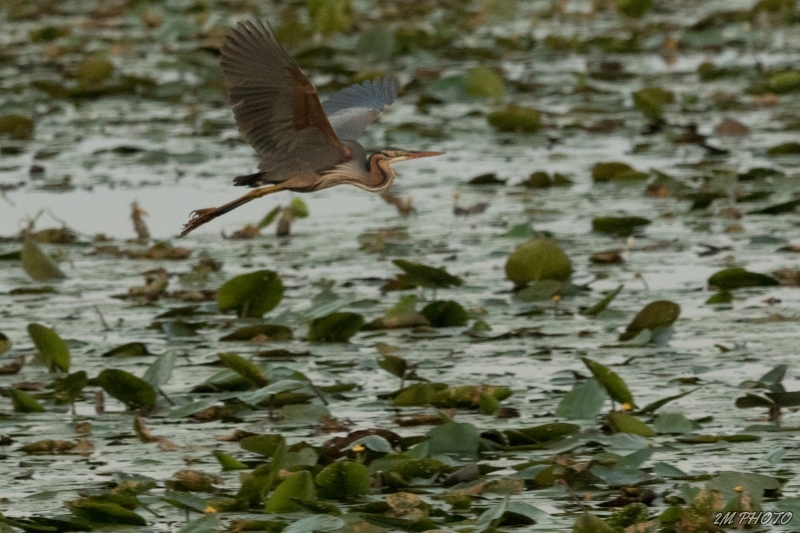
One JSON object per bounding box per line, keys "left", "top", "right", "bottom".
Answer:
{"left": 1, "top": 0, "right": 800, "bottom": 531}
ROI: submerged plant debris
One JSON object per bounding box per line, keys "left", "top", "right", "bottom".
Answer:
{"left": 1, "top": 0, "right": 800, "bottom": 532}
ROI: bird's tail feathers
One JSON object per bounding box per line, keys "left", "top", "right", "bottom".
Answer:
{"left": 233, "top": 171, "right": 269, "bottom": 187}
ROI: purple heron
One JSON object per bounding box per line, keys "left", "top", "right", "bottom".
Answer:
{"left": 180, "top": 20, "right": 442, "bottom": 236}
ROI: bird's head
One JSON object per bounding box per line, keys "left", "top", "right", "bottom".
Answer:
{"left": 377, "top": 148, "right": 444, "bottom": 164}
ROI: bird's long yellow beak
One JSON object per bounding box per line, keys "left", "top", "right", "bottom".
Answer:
{"left": 394, "top": 150, "right": 444, "bottom": 162}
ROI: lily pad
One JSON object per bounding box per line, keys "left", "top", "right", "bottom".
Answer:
{"left": 632, "top": 87, "right": 674, "bottom": 121}
{"left": 420, "top": 300, "right": 468, "bottom": 327}
{"left": 708, "top": 268, "right": 779, "bottom": 290}
{"left": 392, "top": 260, "right": 463, "bottom": 289}
{"left": 315, "top": 461, "right": 371, "bottom": 500}
{"left": 619, "top": 300, "right": 680, "bottom": 341}
{"left": 464, "top": 66, "right": 506, "bottom": 99}
{"left": 592, "top": 216, "right": 651, "bottom": 236}
{"left": 591, "top": 161, "right": 635, "bottom": 182}
{"left": 0, "top": 114, "right": 34, "bottom": 140}
{"left": 219, "top": 325, "right": 293, "bottom": 342}
{"left": 9, "top": 388, "right": 45, "bottom": 413}
{"left": 487, "top": 105, "right": 542, "bottom": 133}
{"left": 308, "top": 312, "right": 364, "bottom": 342}
{"left": 607, "top": 412, "right": 656, "bottom": 437}
{"left": 21, "top": 237, "right": 65, "bottom": 281}
{"left": 767, "top": 142, "right": 800, "bottom": 156}
{"left": 28, "top": 323, "right": 70, "bottom": 372}
{"left": 265, "top": 470, "right": 316, "bottom": 513}
{"left": 769, "top": 70, "right": 800, "bottom": 93}
{"left": 582, "top": 358, "right": 634, "bottom": 406}
{"left": 505, "top": 238, "right": 572, "bottom": 286}
{"left": 216, "top": 270, "right": 283, "bottom": 318}
{"left": 96, "top": 369, "right": 157, "bottom": 408}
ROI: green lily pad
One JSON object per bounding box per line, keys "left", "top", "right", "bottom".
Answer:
{"left": 0, "top": 332, "right": 11, "bottom": 356}
{"left": 505, "top": 238, "right": 572, "bottom": 286}
{"left": 68, "top": 500, "right": 146, "bottom": 526}
{"left": 706, "top": 290, "right": 733, "bottom": 304}
{"left": 0, "top": 114, "right": 34, "bottom": 140}
{"left": 556, "top": 379, "right": 607, "bottom": 420}
{"left": 619, "top": 300, "right": 680, "bottom": 341}
{"left": 573, "top": 513, "right": 617, "bottom": 533}
{"left": 218, "top": 353, "right": 269, "bottom": 387}
{"left": 315, "top": 461, "right": 371, "bottom": 500}
{"left": 769, "top": 70, "right": 800, "bottom": 93}
{"left": 9, "top": 388, "right": 45, "bottom": 413}
{"left": 219, "top": 324, "right": 293, "bottom": 342}
{"left": 265, "top": 470, "right": 316, "bottom": 513}
{"left": 216, "top": 270, "right": 284, "bottom": 318}
{"left": 307, "top": 0, "right": 352, "bottom": 36}
{"left": 591, "top": 161, "right": 634, "bottom": 182}
{"left": 464, "top": 66, "right": 506, "bottom": 99}
{"left": 21, "top": 237, "right": 65, "bottom": 281}
{"left": 708, "top": 267, "right": 779, "bottom": 289}
{"left": 487, "top": 105, "right": 542, "bottom": 133}
{"left": 28, "top": 323, "right": 70, "bottom": 372}
{"left": 607, "top": 412, "right": 656, "bottom": 437}
{"left": 308, "top": 312, "right": 364, "bottom": 342}
{"left": 592, "top": 216, "right": 651, "bottom": 236}
{"left": 96, "top": 369, "right": 157, "bottom": 408}
{"left": 101, "top": 342, "right": 150, "bottom": 358}
{"left": 76, "top": 54, "right": 114, "bottom": 87}
{"left": 427, "top": 422, "right": 481, "bottom": 457}
{"left": 767, "top": 142, "right": 800, "bottom": 156}
{"left": 582, "top": 358, "right": 634, "bottom": 406}
{"left": 53, "top": 371, "right": 89, "bottom": 405}
{"left": 240, "top": 434, "right": 284, "bottom": 457}
{"left": 420, "top": 300, "right": 468, "bottom": 327}
{"left": 392, "top": 260, "right": 463, "bottom": 289}
{"left": 632, "top": 87, "right": 674, "bottom": 121}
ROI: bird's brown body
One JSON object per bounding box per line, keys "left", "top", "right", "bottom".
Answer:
{"left": 180, "top": 20, "right": 441, "bottom": 236}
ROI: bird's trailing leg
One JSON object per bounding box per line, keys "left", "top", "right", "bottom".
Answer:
{"left": 180, "top": 184, "right": 286, "bottom": 237}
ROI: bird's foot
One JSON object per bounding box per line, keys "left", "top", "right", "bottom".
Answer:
{"left": 180, "top": 207, "right": 220, "bottom": 237}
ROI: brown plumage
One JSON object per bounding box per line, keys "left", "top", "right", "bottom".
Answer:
{"left": 180, "top": 20, "right": 441, "bottom": 236}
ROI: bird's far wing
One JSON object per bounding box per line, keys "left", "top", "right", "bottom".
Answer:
{"left": 321, "top": 77, "right": 399, "bottom": 140}
{"left": 220, "top": 20, "right": 349, "bottom": 178}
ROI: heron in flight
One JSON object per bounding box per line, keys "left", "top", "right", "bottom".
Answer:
{"left": 180, "top": 20, "right": 442, "bottom": 236}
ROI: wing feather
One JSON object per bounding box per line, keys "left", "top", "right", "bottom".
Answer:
{"left": 322, "top": 77, "right": 399, "bottom": 140}
{"left": 220, "top": 20, "right": 349, "bottom": 180}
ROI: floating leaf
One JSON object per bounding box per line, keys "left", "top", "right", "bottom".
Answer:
{"left": 0, "top": 113, "right": 34, "bottom": 140}
{"left": 582, "top": 358, "right": 634, "bottom": 406}
{"left": 573, "top": 513, "right": 617, "bottom": 533}
{"left": 143, "top": 350, "right": 177, "bottom": 389}
{"left": 464, "top": 66, "right": 505, "bottom": 99}
{"left": 583, "top": 285, "right": 623, "bottom": 316}
{"left": 101, "top": 342, "right": 149, "bottom": 358}
{"left": 76, "top": 54, "right": 114, "bottom": 87}
{"left": 213, "top": 450, "right": 248, "bottom": 470}
{"left": 219, "top": 325, "right": 293, "bottom": 342}
{"left": 769, "top": 70, "right": 800, "bottom": 93}
{"left": 68, "top": 500, "right": 146, "bottom": 526}
{"left": 265, "top": 470, "right": 316, "bottom": 513}
{"left": 653, "top": 413, "right": 694, "bottom": 434}
{"left": 315, "top": 461, "right": 371, "bottom": 500}
{"left": 288, "top": 197, "right": 309, "bottom": 218}
{"left": 592, "top": 216, "right": 651, "bottom": 236}
{"left": 503, "top": 423, "right": 580, "bottom": 446}
{"left": 28, "top": 323, "right": 70, "bottom": 372}
{"left": 218, "top": 353, "right": 269, "bottom": 387}
{"left": 96, "top": 369, "right": 157, "bottom": 408}
{"left": 607, "top": 412, "right": 655, "bottom": 437}
{"left": 392, "top": 260, "right": 463, "bottom": 289}
{"left": 0, "top": 332, "right": 11, "bottom": 356}
{"left": 53, "top": 371, "right": 88, "bottom": 405}
{"left": 216, "top": 270, "right": 283, "bottom": 318}
{"left": 487, "top": 105, "right": 542, "bottom": 133}
{"left": 240, "top": 434, "right": 284, "bottom": 457}
{"left": 427, "top": 422, "right": 481, "bottom": 457}
{"left": 556, "top": 379, "right": 607, "bottom": 420}
{"left": 505, "top": 238, "right": 572, "bottom": 286}
{"left": 283, "top": 515, "right": 345, "bottom": 533}
{"left": 632, "top": 87, "right": 674, "bottom": 121}
{"left": 308, "top": 312, "right": 364, "bottom": 342}
{"left": 378, "top": 354, "right": 408, "bottom": 379}
{"left": 617, "top": 0, "right": 653, "bottom": 17}
{"left": 708, "top": 268, "right": 779, "bottom": 289}
{"left": 21, "top": 237, "right": 65, "bottom": 281}
{"left": 619, "top": 300, "right": 680, "bottom": 341}
{"left": 307, "top": 0, "right": 352, "bottom": 36}
{"left": 706, "top": 290, "right": 733, "bottom": 304}
{"left": 767, "top": 142, "right": 800, "bottom": 156}
{"left": 420, "top": 300, "right": 468, "bottom": 327}
{"left": 9, "top": 388, "right": 45, "bottom": 413}
{"left": 591, "top": 162, "right": 635, "bottom": 182}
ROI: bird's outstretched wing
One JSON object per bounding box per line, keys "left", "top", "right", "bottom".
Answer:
{"left": 322, "top": 77, "right": 399, "bottom": 140}
{"left": 220, "top": 20, "right": 350, "bottom": 179}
